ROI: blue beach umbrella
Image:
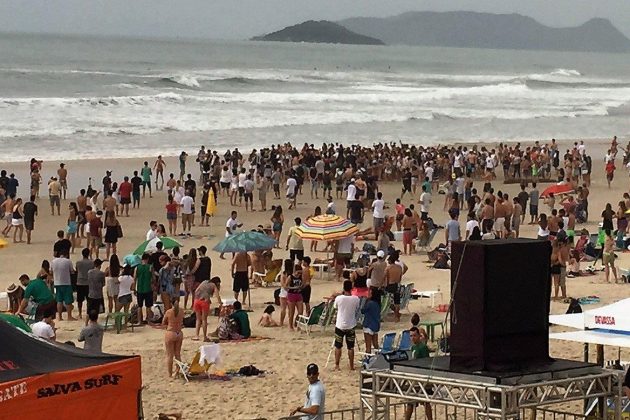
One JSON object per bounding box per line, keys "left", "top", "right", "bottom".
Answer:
{"left": 213, "top": 231, "right": 277, "bottom": 253}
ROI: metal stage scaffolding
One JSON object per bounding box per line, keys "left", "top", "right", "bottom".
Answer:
{"left": 360, "top": 367, "right": 624, "bottom": 420}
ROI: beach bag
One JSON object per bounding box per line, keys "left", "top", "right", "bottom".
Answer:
{"left": 152, "top": 304, "right": 164, "bottom": 323}
{"left": 362, "top": 243, "right": 376, "bottom": 255}
{"left": 566, "top": 298, "right": 582, "bottom": 314}
{"left": 183, "top": 312, "right": 196, "bottom": 328}
{"left": 218, "top": 317, "right": 240, "bottom": 340}
{"left": 129, "top": 304, "right": 139, "bottom": 325}
{"left": 273, "top": 288, "right": 281, "bottom": 306}
{"left": 433, "top": 252, "right": 449, "bottom": 269}
{"left": 238, "top": 365, "right": 263, "bottom": 376}
{"left": 439, "top": 336, "right": 450, "bottom": 354}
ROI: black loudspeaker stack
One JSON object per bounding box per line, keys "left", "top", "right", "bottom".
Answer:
{"left": 449, "top": 239, "right": 552, "bottom": 372}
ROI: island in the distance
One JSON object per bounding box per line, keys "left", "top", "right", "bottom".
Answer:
{"left": 252, "top": 11, "right": 630, "bottom": 53}
{"left": 251, "top": 20, "right": 385, "bottom": 45}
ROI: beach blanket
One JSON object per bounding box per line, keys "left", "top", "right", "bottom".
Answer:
{"left": 217, "top": 336, "right": 271, "bottom": 343}
{"left": 577, "top": 296, "right": 600, "bottom": 305}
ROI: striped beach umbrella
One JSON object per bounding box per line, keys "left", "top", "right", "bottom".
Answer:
{"left": 294, "top": 215, "right": 358, "bottom": 241}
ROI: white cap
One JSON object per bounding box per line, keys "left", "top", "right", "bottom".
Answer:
{"left": 350, "top": 178, "right": 356, "bottom": 182}
{"left": 377, "top": 250, "right": 385, "bottom": 258}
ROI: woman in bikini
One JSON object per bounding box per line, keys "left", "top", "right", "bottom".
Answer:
{"left": 162, "top": 297, "right": 184, "bottom": 377}
{"left": 271, "top": 206, "right": 284, "bottom": 247}
{"left": 66, "top": 202, "right": 79, "bottom": 253}
{"left": 550, "top": 240, "right": 563, "bottom": 300}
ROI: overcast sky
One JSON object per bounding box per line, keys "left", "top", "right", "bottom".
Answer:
{"left": 1, "top": 0, "right": 629, "bottom": 40}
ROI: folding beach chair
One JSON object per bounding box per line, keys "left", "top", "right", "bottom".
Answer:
{"left": 174, "top": 344, "right": 221, "bottom": 383}
{"left": 397, "top": 329, "right": 411, "bottom": 351}
{"left": 380, "top": 293, "right": 391, "bottom": 321}
{"left": 104, "top": 311, "right": 134, "bottom": 334}
{"left": 417, "top": 229, "right": 438, "bottom": 253}
{"left": 379, "top": 332, "right": 397, "bottom": 353}
{"left": 252, "top": 259, "right": 283, "bottom": 287}
{"left": 296, "top": 302, "right": 326, "bottom": 336}
{"left": 399, "top": 283, "right": 414, "bottom": 313}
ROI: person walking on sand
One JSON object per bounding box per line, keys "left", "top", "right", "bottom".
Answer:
{"left": 289, "top": 363, "right": 325, "bottom": 419}
{"left": 221, "top": 210, "right": 242, "bottom": 259}
{"left": 11, "top": 197, "right": 24, "bottom": 243}
{"left": 193, "top": 277, "right": 221, "bottom": 342}
{"left": 154, "top": 155, "right": 166, "bottom": 190}
{"left": 231, "top": 251, "right": 252, "bottom": 306}
{"left": 48, "top": 176, "right": 61, "bottom": 216}
{"left": 141, "top": 161, "right": 153, "bottom": 198}
{"left": 51, "top": 252, "right": 76, "bottom": 321}
{"left": 333, "top": 280, "right": 360, "bottom": 371}
{"left": 603, "top": 229, "right": 619, "bottom": 283}
{"left": 163, "top": 297, "right": 184, "bottom": 377}
{"left": 23, "top": 194, "right": 37, "bottom": 244}
{"left": 57, "top": 163, "right": 68, "bottom": 200}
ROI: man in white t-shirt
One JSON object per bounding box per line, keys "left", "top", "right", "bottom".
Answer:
{"left": 31, "top": 309, "right": 56, "bottom": 342}
{"left": 286, "top": 173, "right": 297, "bottom": 209}
{"left": 289, "top": 363, "right": 325, "bottom": 419}
{"left": 372, "top": 192, "right": 385, "bottom": 239}
{"left": 146, "top": 220, "right": 158, "bottom": 241}
{"left": 180, "top": 191, "right": 194, "bottom": 236}
{"left": 345, "top": 179, "right": 356, "bottom": 218}
{"left": 465, "top": 213, "right": 480, "bottom": 239}
{"left": 419, "top": 185, "right": 432, "bottom": 220}
{"left": 221, "top": 210, "right": 242, "bottom": 259}
{"left": 333, "top": 280, "right": 360, "bottom": 371}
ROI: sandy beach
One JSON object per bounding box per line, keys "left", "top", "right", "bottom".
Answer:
{"left": 1, "top": 138, "right": 629, "bottom": 419}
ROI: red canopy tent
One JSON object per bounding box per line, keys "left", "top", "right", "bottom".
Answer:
{"left": 0, "top": 320, "right": 142, "bottom": 420}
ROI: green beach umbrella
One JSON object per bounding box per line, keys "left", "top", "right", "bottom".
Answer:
{"left": 0, "top": 313, "right": 32, "bottom": 333}
{"left": 213, "top": 231, "right": 277, "bottom": 253}
{"left": 133, "top": 236, "right": 183, "bottom": 255}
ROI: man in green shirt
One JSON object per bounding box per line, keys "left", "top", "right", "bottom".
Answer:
{"left": 17, "top": 274, "right": 56, "bottom": 320}
{"left": 141, "top": 161, "right": 152, "bottom": 198}
{"left": 229, "top": 301, "right": 251, "bottom": 338}
{"left": 405, "top": 326, "right": 433, "bottom": 420}
{"left": 134, "top": 253, "right": 154, "bottom": 324}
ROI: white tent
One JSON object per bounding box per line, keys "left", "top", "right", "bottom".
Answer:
{"left": 549, "top": 298, "right": 630, "bottom": 348}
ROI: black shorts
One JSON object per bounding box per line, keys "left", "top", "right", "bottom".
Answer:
{"left": 334, "top": 327, "right": 356, "bottom": 349}
{"left": 273, "top": 184, "right": 280, "bottom": 193}
{"left": 244, "top": 192, "right": 253, "bottom": 202}
{"left": 233, "top": 271, "right": 249, "bottom": 292}
{"left": 289, "top": 249, "right": 304, "bottom": 262}
{"left": 386, "top": 283, "right": 401, "bottom": 305}
{"left": 238, "top": 187, "right": 245, "bottom": 197}
{"left": 76, "top": 285, "right": 90, "bottom": 303}
{"left": 220, "top": 182, "right": 230, "bottom": 189}
{"left": 87, "top": 297, "right": 104, "bottom": 314}
{"left": 24, "top": 218, "right": 34, "bottom": 231}
{"left": 120, "top": 197, "right": 131, "bottom": 204}
{"left": 300, "top": 285, "right": 311, "bottom": 303}
{"left": 137, "top": 291, "right": 153, "bottom": 308}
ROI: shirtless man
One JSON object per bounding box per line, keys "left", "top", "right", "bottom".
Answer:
{"left": 231, "top": 251, "right": 252, "bottom": 305}
{"left": 494, "top": 196, "right": 507, "bottom": 239}
{"left": 166, "top": 173, "right": 177, "bottom": 193}
{"left": 57, "top": 163, "right": 68, "bottom": 200}
{"left": 548, "top": 209, "right": 560, "bottom": 237}
{"left": 480, "top": 198, "right": 494, "bottom": 234}
{"left": 558, "top": 239, "right": 570, "bottom": 298}
{"left": 102, "top": 191, "right": 117, "bottom": 224}
{"left": 154, "top": 155, "right": 166, "bottom": 190}
{"left": 503, "top": 193, "right": 513, "bottom": 236}
{"left": 1, "top": 194, "right": 15, "bottom": 237}
{"left": 77, "top": 189, "right": 88, "bottom": 239}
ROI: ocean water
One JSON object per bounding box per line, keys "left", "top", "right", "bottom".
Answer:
{"left": 1, "top": 32, "right": 630, "bottom": 161}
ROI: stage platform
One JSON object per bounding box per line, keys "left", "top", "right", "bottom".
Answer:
{"left": 390, "top": 356, "right": 601, "bottom": 385}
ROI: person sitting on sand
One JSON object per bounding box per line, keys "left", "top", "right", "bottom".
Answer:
{"left": 259, "top": 304, "right": 280, "bottom": 327}
{"left": 229, "top": 300, "right": 251, "bottom": 338}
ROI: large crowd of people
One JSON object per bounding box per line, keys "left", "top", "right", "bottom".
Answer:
{"left": 1, "top": 135, "right": 628, "bottom": 418}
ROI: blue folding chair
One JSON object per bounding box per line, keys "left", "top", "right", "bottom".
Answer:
{"left": 398, "top": 330, "right": 411, "bottom": 351}
{"left": 380, "top": 332, "right": 397, "bottom": 353}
